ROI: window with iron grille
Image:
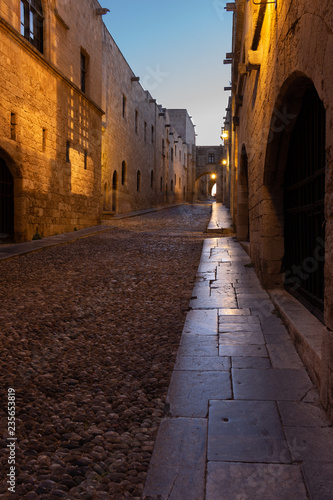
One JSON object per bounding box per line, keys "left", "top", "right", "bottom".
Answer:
{"left": 20, "top": 0, "right": 43, "bottom": 54}
{"left": 284, "top": 86, "right": 326, "bottom": 319}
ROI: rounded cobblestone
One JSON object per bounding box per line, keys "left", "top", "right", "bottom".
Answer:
{"left": 0, "top": 204, "right": 211, "bottom": 499}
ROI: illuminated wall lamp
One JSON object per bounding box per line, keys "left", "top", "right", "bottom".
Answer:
{"left": 252, "top": 0, "right": 277, "bottom": 6}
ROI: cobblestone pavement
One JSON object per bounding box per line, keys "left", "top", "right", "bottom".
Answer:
{"left": 0, "top": 203, "right": 212, "bottom": 500}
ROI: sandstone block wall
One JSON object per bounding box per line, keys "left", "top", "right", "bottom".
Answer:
{"left": 226, "top": 0, "right": 333, "bottom": 417}
{"left": 101, "top": 25, "right": 196, "bottom": 215}
{"left": 0, "top": 0, "right": 104, "bottom": 241}
{"left": 196, "top": 146, "right": 223, "bottom": 201}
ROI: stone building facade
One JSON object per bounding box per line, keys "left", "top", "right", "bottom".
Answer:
{"left": 0, "top": 0, "right": 105, "bottom": 242}
{"left": 224, "top": 0, "right": 333, "bottom": 418}
{"left": 101, "top": 24, "right": 196, "bottom": 215}
{"left": 196, "top": 146, "right": 224, "bottom": 201}
{"left": 0, "top": 1, "right": 197, "bottom": 242}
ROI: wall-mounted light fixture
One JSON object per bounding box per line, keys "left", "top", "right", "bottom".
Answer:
{"left": 252, "top": 0, "right": 277, "bottom": 6}
{"left": 222, "top": 160, "right": 228, "bottom": 165}
{"left": 225, "top": 3, "right": 236, "bottom": 11}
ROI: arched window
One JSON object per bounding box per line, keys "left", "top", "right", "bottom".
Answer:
{"left": 137, "top": 170, "right": 141, "bottom": 192}
{"left": 20, "top": 0, "right": 43, "bottom": 54}
{"left": 121, "top": 161, "right": 127, "bottom": 185}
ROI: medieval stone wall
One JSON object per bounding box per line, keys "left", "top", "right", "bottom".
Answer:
{"left": 196, "top": 146, "right": 223, "bottom": 201}
{"left": 227, "top": 0, "right": 333, "bottom": 418}
{"left": 0, "top": 0, "right": 103, "bottom": 241}
{"left": 101, "top": 25, "right": 195, "bottom": 214}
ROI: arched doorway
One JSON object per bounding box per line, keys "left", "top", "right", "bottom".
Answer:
{"left": 103, "top": 183, "right": 108, "bottom": 211}
{"left": 112, "top": 171, "right": 118, "bottom": 212}
{"left": 283, "top": 86, "right": 325, "bottom": 317}
{"left": 0, "top": 158, "right": 14, "bottom": 240}
{"left": 237, "top": 145, "right": 249, "bottom": 242}
{"left": 262, "top": 77, "right": 326, "bottom": 320}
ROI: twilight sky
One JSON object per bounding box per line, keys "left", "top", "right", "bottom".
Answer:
{"left": 103, "top": 0, "right": 233, "bottom": 146}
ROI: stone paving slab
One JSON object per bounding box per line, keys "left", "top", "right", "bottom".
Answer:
{"left": 207, "top": 400, "right": 291, "bottom": 463}
{"left": 231, "top": 356, "right": 272, "bottom": 369}
{"left": 166, "top": 371, "right": 232, "bottom": 417}
{"left": 219, "top": 344, "right": 268, "bottom": 357}
{"left": 284, "top": 426, "right": 333, "bottom": 462}
{"left": 267, "top": 342, "right": 305, "bottom": 369}
{"left": 144, "top": 464, "right": 205, "bottom": 500}
{"left": 233, "top": 368, "right": 313, "bottom": 400}
{"left": 219, "top": 330, "right": 265, "bottom": 345}
{"left": 302, "top": 462, "right": 333, "bottom": 500}
{"left": 219, "top": 316, "right": 261, "bottom": 325}
{"left": 179, "top": 334, "right": 217, "bottom": 345}
{"left": 219, "top": 308, "right": 251, "bottom": 315}
{"left": 206, "top": 462, "right": 308, "bottom": 500}
{"left": 174, "top": 356, "right": 231, "bottom": 371}
{"left": 219, "top": 322, "right": 263, "bottom": 332}
{"left": 144, "top": 418, "right": 207, "bottom": 499}
{"left": 177, "top": 338, "right": 218, "bottom": 356}
{"left": 264, "top": 332, "right": 293, "bottom": 343}
{"left": 278, "top": 400, "right": 331, "bottom": 427}
{"left": 148, "top": 418, "right": 207, "bottom": 467}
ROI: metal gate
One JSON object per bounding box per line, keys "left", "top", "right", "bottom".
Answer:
{"left": 0, "top": 158, "right": 14, "bottom": 239}
{"left": 284, "top": 87, "right": 325, "bottom": 318}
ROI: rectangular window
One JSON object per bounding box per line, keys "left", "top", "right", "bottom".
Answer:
{"left": 80, "top": 52, "right": 86, "bottom": 93}
{"left": 144, "top": 121, "right": 147, "bottom": 142}
{"left": 29, "top": 9, "right": 34, "bottom": 40}
{"left": 66, "top": 141, "right": 70, "bottom": 162}
{"left": 171, "top": 147, "right": 173, "bottom": 162}
{"left": 162, "top": 139, "right": 165, "bottom": 155}
{"left": 10, "top": 113, "right": 16, "bottom": 141}
{"left": 122, "top": 94, "right": 127, "bottom": 118}
{"left": 20, "top": 0, "right": 43, "bottom": 53}
{"left": 84, "top": 150, "right": 88, "bottom": 170}
{"left": 42, "top": 128, "right": 46, "bottom": 152}
{"left": 151, "top": 125, "right": 154, "bottom": 144}
{"left": 135, "top": 110, "right": 138, "bottom": 133}
{"left": 208, "top": 154, "right": 215, "bottom": 164}
{"left": 20, "top": 1, "right": 26, "bottom": 36}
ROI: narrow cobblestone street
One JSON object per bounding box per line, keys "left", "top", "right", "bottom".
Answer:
{"left": 0, "top": 204, "right": 212, "bottom": 499}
